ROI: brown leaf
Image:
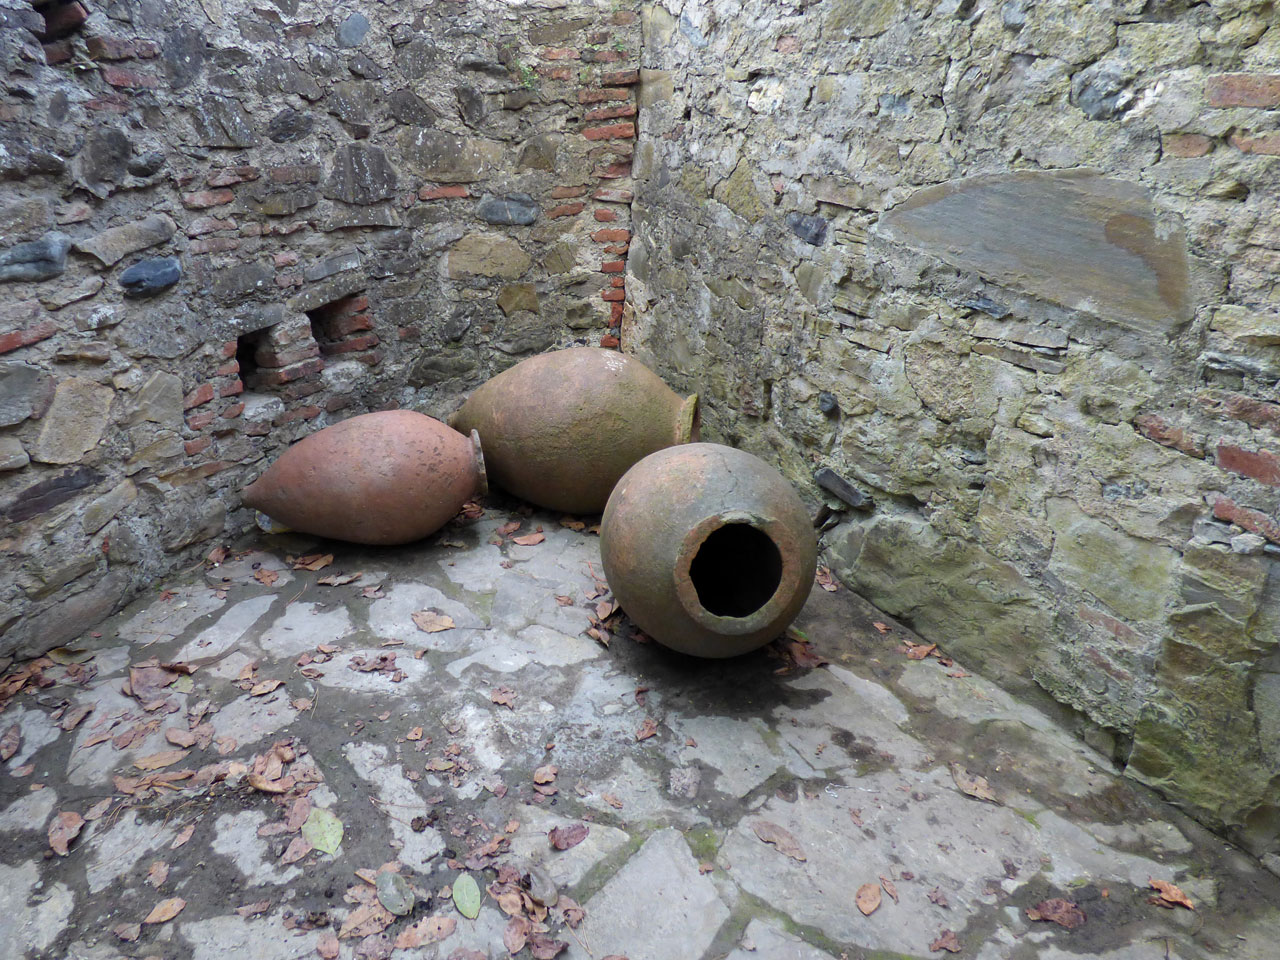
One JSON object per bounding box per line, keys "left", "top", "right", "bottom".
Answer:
{"left": 504, "top": 916, "right": 531, "bottom": 954}
{"left": 751, "top": 820, "right": 806, "bottom": 861}
{"left": 114, "top": 922, "right": 142, "bottom": 942}
{"left": 60, "top": 703, "right": 94, "bottom": 731}
{"left": 880, "top": 876, "right": 899, "bottom": 903}
{"left": 1026, "top": 898, "right": 1086, "bottom": 928}
{"left": 872, "top": 621, "right": 890, "bottom": 633}
{"left": 490, "top": 686, "right": 516, "bottom": 709}
{"left": 48, "top": 811, "right": 84, "bottom": 856}
{"left": 129, "top": 665, "right": 178, "bottom": 701}
{"left": 928, "top": 887, "right": 950, "bottom": 908}
{"left": 406, "top": 726, "right": 423, "bottom": 741}
{"left": 294, "top": 553, "right": 334, "bottom": 571}
{"left": 236, "top": 900, "right": 272, "bottom": 918}
{"left": 338, "top": 902, "right": 395, "bottom": 939}
{"left": 84, "top": 797, "right": 112, "bottom": 821}
{"left": 1149, "top": 878, "right": 1194, "bottom": 910}
{"left": 247, "top": 772, "right": 294, "bottom": 793}
{"left": 595, "top": 600, "right": 616, "bottom": 621}
{"left": 412, "top": 609, "right": 455, "bottom": 633}
{"left": 529, "top": 935, "right": 568, "bottom": 960}
{"left": 394, "top": 915, "right": 457, "bottom": 949}
{"left": 930, "top": 930, "right": 962, "bottom": 953}
{"left": 548, "top": 823, "right": 589, "bottom": 851}
{"left": 317, "top": 571, "right": 362, "bottom": 586}
{"left": 134, "top": 749, "right": 189, "bottom": 771}
{"left": 512, "top": 531, "right": 545, "bottom": 546}
{"left": 171, "top": 824, "right": 195, "bottom": 848}
{"left": 143, "top": 897, "right": 187, "bottom": 924}
{"left": 207, "top": 545, "right": 229, "bottom": 565}
{"left": 533, "top": 763, "right": 558, "bottom": 784}
{"left": 635, "top": 717, "right": 658, "bottom": 741}
{"left": 856, "top": 882, "right": 882, "bottom": 916}
{"left": 147, "top": 860, "right": 169, "bottom": 887}
{"left": 906, "top": 642, "right": 937, "bottom": 660}
{"left": 602, "top": 792, "right": 624, "bottom": 809}
{"left": 166, "top": 728, "right": 197, "bottom": 748}
{"left": 316, "top": 931, "right": 340, "bottom": 959}
{"left": 281, "top": 836, "right": 313, "bottom": 864}
{"left": 0, "top": 724, "right": 19, "bottom": 761}
{"left": 950, "top": 763, "right": 999, "bottom": 803}
{"left": 815, "top": 566, "right": 840, "bottom": 592}
{"left": 250, "top": 678, "right": 283, "bottom": 696}
{"left": 254, "top": 568, "right": 279, "bottom": 586}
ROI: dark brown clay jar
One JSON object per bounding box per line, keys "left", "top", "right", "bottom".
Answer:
{"left": 600, "top": 443, "right": 818, "bottom": 658}
{"left": 242, "top": 410, "right": 486, "bottom": 545}
{"left": 449, "top": 347, "right": 698, "bottom": 513}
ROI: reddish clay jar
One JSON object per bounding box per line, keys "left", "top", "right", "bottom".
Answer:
{"left": 600, "top": 443, "right": 818, "bottom": 658}
{"left": 242, "top": 410, "right": 486, "bottom": 545}
{"left": 449, "top": 347, "right": 698, "bottom": 513}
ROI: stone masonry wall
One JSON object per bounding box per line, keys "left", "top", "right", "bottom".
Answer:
{"left": 0, "top": 1, "right": 640, "bottom": 657}
{"left": 627, "top": 0, "right": 1280, "bottom": 857}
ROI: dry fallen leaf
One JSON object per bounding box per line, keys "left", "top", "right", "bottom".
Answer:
{"left": 394, "top": 915, "right": 456, "bottom": 949}
{"left": 84, "top": 797, "right": 112, "bottom": 821}
{"left": 549, "top": 823, "right": 590, "bottom": 850}
{"left": 1027, "top": 898, "right": 1086, "bottom": 928}
{"left": 317, "top": 571, "right": 362, "bottom": 586}
{"left": 906, "top": 642, "right": 937, "bottom": 660}
{"left": 406, "top": 726, "right": 423, "bottom": 741}
{"left": 950, "top": 763, "right": 999, "bottom": 803}
{"left": 635, "top": 717, "right": 658, "bottom": 741}
{"left": 147, "top": 860, "right": 169, "bottom": 888}
{"left": 134, "top": 749, "right": 189, "bottom": 772}
{"left": 250, "top": 678, "right": 283, "bottom": 697}
{"left": 815, "top": 566, "right": 839, "bottom": 591}
{"left": 59, "top": 703, "right": 94, "bottom": 731}
{"left": 930, "top": 929, "right": 962, "bottom": 953}
{"left": 0, "top": 724, "right": 19, "bottom": 761}
{"left": 928, "top": 887, "right": 950, "bottom": 908}
{"left": 856, "top": 882, "right": 882, "bottom": 916}
{"left": 602, "top": 792, "right": 624, "bottom": 809}
{"left": 171, "top": 824, "right": 195, "bottom": 848}
{"left": 143, "top": 897, "right": 187, "bottom": 924}
{"left": 512, "top": 531, "right": 545, "bottom": 546}
{"left": 504, "top": 916, "right": 531, "bottom": 954}
{"left": 236, "top": 900, "right": 272, "bottom": 918}
{"left": 316, "top": 931, "right": 340, "bottom": 959}
{"left": 533, "top": 763, "right": 558, "bottom": 784}
{"left": 254, "top": 568, "right": 279, "bottom": 586}
{"left": 412, "top": 609, "right": 455, "bottom": 633}
{"left": 165, "top": 728, "right": 197, "bottom": 748}
{"left": 490, "top": 686, "right": 516, "bottom": 709}
{"left": 281, "top": 836, "right": 313, "bottom": 864}
{"left": 880, "top": 876, "right": 899, "bottom": 903}
{"left": 294, "top": 553, "right": 334, "bottom": 571}
{"left": 1149, "top": 878, "right": 1194, "bottom": 910}
{"left": 872, "top": 621, "right": 890, "bottom": 633}
{"left": 48, "top": 811, "right": 84, "bottom": 856}
{"left": 751, "top": 820, "right": 806, "bottom": 862}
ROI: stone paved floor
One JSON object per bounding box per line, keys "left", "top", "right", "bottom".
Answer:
{"left": 3, "top": 500, "right": 1279, "bottom": 960}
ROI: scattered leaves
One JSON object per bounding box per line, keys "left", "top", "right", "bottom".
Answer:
{"left": 1027, "top": 898, "right": 1086, "bottom": 928}
{"left": 856, "top": 883, "right": 882, "bottom": 916}
{"left": 452, "top": 872, "right": 482, "bottom": 919}
{"left": 254, "top": 568, "right": 279, "bottom": 587}
{"left": 815, "top": 566, "right": 840, "bottom": 592}
{"left": 134, "top": 749, "right": 189, "bottom": 771}
{"left": 394, "top": 916, "right": 456, "bottom": 949}
{"left": 950, "top": 763, "right": 998, "bottom": 803}
{"left": 928, "top": 887, "right": 950, "bottom": 908}
{"left": 930, "top": 929, "right": 962, "bottom": 953}
{"left": 0, "top": 724, "right": 19, "bottom": 761}
{"left": 48, "top": 811, "right": 84, "bottom": 856}
{"left": 602, "top": 792, "right": 624, "bottom": 810}
{"left": 318, "top": 572, "right": 362, "bottom": 586}
{"left": 751, "top": 820, "right": 806, "bottom": 862}
{"left": 293, "top": 553, "right": 334, "bottom": 571}
{"left": 59, "top": 703, "right": 94, "bottom": 731}
{"left": 635, "top": 717, "right": 658, "bottom": 741}
{"left": 143, "top": 897, "right": 187, "bottom": 924}
{"left": 413, "top": 609, "right": 456, "bottom": 633}
{"left": 1149, "top": 878, "right": 1194, "bottom": 910}
{"left": 165, "top": 728, "right": 197, "bottom": 748}
{"left": 548, "top": 823, "right": 589, "bottom": 851}
{"left": 906, "top": 642, "right": 937, "bottom": 661}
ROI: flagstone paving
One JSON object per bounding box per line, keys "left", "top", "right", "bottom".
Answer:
{"left": 2, "top": 502, "right": 1279, "bottom": 960}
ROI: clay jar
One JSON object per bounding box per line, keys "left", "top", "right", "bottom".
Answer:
{"left": 450, "top": 347, "right": 698, "bottom": 513}
{"left": 600, "top": 443, "right": 818, "bottom": 658}
{"left": 242, "top": 410, "right": 486, "bottom": 545}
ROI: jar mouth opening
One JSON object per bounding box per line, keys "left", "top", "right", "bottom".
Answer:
{"left": 675, "top": 514, "right": 789, "bottom": 634}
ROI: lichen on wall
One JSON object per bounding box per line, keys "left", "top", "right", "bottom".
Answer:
{"left": 628, "top": 0, "right": 1280, "bottom": 856}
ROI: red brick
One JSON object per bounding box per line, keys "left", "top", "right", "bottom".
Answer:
{"left": 274, "top": 404, "right": 324, "bottom": 426}
{"left": 600, "top": 68, "right": 640, "bottom": 86}
{"left": 182, "top": 189, "right": 235, "bottom": 209}
{"left": 541, "top": 47, "right": 580, "bottom": 60}
{"left": 1221, "top": 394, "right": 1280, "bottom": 432}
{"left": 1229, "top": 131, "right": 1280, "bottom": 156}
{"left": 189, "top": 237, "right": 242, "bottom": 255}
{"left": 547, "top": 202, "right": 586, "bottom": 219}
{"left": 1206, "top": 73, "right": 1280, "bottom": 108}
{"left": 600, "top": 333, "right": 620, "bottom": 348}
{"left": 38, "top": 2, "right": 88, "bottom": 40}
{"left": 43, "top": 41, "right": 72, "bottom": 65}
{"left": 1134, "top": 414, "right": 1204, "bottom": 457}
{"left": 611, "top": 10, "right": 638, "bottom": 25}
{"left": 326, "top": 395, "right": 352, "bottom": 414}
{"left": 221, "top": 341, "right": 238, "bottom": 358}
{"left": 584, "top": 122, "right": 635, "bottom": 141}
{"left": 185, "top": 410, "right": 217, "bottom": 430}
{"left": 87, "top": 36, "right": 158, "bottom": 60}
{"left": 256, "top": 341, "right": 320, "bottom": 369}
{"left": 219, "top": 379, "right": 244, "bottom": 398}
{"left": 581, "top": 48, "right": 624, "bottom": 63}
{"left": 86, "top": 95, "right": 129, "bottom": 113}
{"left": 0, "top": 320, "right": 57, "bottom": 355}
{"left": 593, "top": 188, "right": 633, "bottom": 203}
{"left": 600, "top": 260, "right": 626, "bottom": 273}
{"left": 324, "top": 294, "right": 370, "bottom": 319}
{"left": 268, "top": 164, "right": 322, "bottom": 184}
{"left": 587, "top": 29, "right": 613, "bottom": 45}
{"left": 595, "top": 162, "right": 632, "bottom": 179}
{"left": 602, "top": 288, "right": 625, "bottom": 302}
{"left": 184, "top": 437, "right": 212, "bottom": 456}
{"left": 222, "top": 402, "right": 245, "bottom": 419}
{"left": 100, "top": 65, "right": 161, "bottom": 89}
{"left": 322, "top": 313, "right": 373, "bottom": 338}
{"left": 1217, "top": 442, "right": 1280, "bottom": 484}
{"left": 610, "top": 276, "right": 625, "bottom": 287}
{"left": 603, "top": 243, "right": 629, "bottom": 255}
{"left": 355, "top": 349, "right": 383, "bottom": 367}
{"left": 183, "top": 383, "right": 215, "bottom": 410}
{"left": 1212, "top": 495, "right": 1280, "bottom": 544}
{"left": 207, "top": 166, "right": 260, "bottom": 187}
{"left": 593, "top": 208, "right": 619, "bottom": 222}
{"left": 273, "top": 251, "right": 300, "bottom": 268}
{"left": 280, "top": 380, "right": 324, "bottom": 402}
{"left": 551, "top": 185, "right": 589, "bottom": 199}
{"left": 1163, "top": 133, "right": 1213, "bottom": 158}
{"left": 188, "top": 217, "right": 237, "bottom": 237}
{"left": 538, "top": 66, "right": 574, "bottom": 80}
{"left": 592, "top": 228, "right": 630, "bottom": 243}
{"left": 250, "top": 358, "right": 325, "bottom": 386}
{"left": 275, "top": 274, "right": 303, "bottom": 289}
{"left": 420, "top": 184, "right": 470, "bottom": 200}
{"left": 585, "top": 102, "right": 638, "bottom": 122}
{"left": 578, "top": 87, "right": 632, "bottom": 104}
{"left": 610, "top": 302, "right": 625, "bottom": 323}
{"left": 216, "top": 360, "right": 240, "bottom": 376}
{"left": 320, "top": 333, "right": 380, "bottom": 355}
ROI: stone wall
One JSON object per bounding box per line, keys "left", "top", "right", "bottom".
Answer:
{"left": 627, "top": 0, "right": 1280, "bottom": 856}
{"left": 0, "top": 1, "right": 639, "bottom": 656}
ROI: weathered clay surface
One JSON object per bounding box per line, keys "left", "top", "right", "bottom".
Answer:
{"left": 452, "top": 347, "right": 697, "bottom": 513}
{"left": 602, "top": 443, "right": 816, "bottom": 657}
{"left": 242, "top": 411, "right": 485, "bottom": 545}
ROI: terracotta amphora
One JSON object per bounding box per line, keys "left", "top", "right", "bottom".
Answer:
{"left": 600, "top": 443, "right": 817, "bottom": 658}
{"left": 242, "top": 410, "right": 486, "bottom": 545}
{"left": 450, "top": 347, "right": 698, "bottom": 513}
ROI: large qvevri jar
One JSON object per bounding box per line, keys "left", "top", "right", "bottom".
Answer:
{"left": 450, "top": 347, "right": 698, "bottom": 513}
{"left": 242, "top": 410, "right": 486, "bottom": 545}
{"left": 600, "top": 443, "right": 817, "bottom": 658}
